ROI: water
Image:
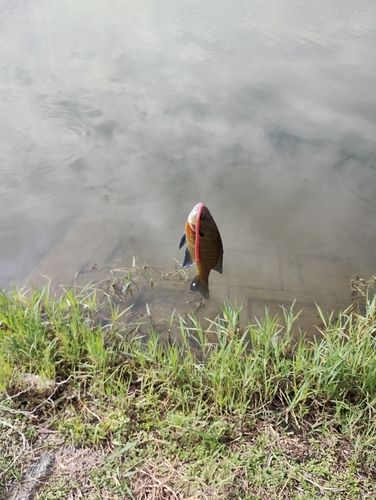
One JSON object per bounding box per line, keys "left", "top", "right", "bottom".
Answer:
{"left": 1, "top": 0, "right": 376, "bottom": 332}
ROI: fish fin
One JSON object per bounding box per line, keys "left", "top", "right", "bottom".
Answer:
{"left": 190, "top": 277, "right": 209, "bottom": 299}
{"left": 214, "top": 264, "right": 223, "bottom": 274}
{"left": 178, "top": 233, "right": 187, "bottom": 249}
{"left": 182, "top": 247, "right": 194, "bottom": 269}
{"left": 214, "top": 242, "right": 224, "bottom": 273}
{"left": 213, "top": 259, "right": 223, "bottom": 274}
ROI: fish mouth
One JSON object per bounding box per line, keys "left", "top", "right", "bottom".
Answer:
{"left": 187, "top": 202, "right": 204, "bottom": 231}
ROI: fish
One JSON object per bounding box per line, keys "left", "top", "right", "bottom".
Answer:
{"left": 179, "top": 202, "right": 223, "bottom": 299}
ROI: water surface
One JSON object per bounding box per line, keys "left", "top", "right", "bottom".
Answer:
{"left": 1, "top": 0, "right": 376, "bottom": 330}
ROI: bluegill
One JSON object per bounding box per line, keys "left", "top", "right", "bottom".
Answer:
{"left": 179, "top": 202, "right": 223, "bottom": 298}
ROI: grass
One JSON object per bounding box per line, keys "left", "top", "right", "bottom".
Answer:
{"left": 1, "top": 280, "right": 376, "bottom": 498}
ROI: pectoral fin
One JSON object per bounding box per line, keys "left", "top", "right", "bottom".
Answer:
{"left": 182, "top": 247, "right": 194, "bottom": 269}
{"left": 179, "top": 233, "right": 187, "bottom": 249}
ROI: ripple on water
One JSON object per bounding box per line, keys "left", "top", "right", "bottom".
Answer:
{"left": 39, "top": 126, "right": 83, "bottom": 147}
{"left": 0, "top": 115, "right": 95, "bottom": 214}
{"left": 0, "top": 115, "right": 94, "bottom": 173}
{"left": 28, "top": 115, "right": 95, "bottom": 169}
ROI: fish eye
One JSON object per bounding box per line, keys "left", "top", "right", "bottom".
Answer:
{"left": 200, "top": 213, "right": 205, "bottom": 220}
{"left": 199, "top": 231, "right": 204, "bottom": 237}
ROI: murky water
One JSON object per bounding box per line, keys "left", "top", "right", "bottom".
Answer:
{"left": 1, "top": 0, "right": 376, "bottom": 331}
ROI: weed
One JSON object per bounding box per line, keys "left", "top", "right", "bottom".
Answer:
{"left": 1, "top": 283, "right": 376, "bottom": 498}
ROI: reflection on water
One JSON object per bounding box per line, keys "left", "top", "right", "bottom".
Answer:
{"left": 0, "top": 116, "right": 93, "bottom": 174}
{"left": 1, "top": 0, "right": 376, "bottom": 332}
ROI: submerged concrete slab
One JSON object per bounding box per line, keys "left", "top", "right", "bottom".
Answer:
{"left": 25, "top": 214, "right": 121, "bottom": 292}
{"left": 24, "top": 209, "right": 359, "bottom": 338}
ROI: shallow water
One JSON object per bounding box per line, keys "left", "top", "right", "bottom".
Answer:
{"left": 1, "top": 0, "right": 376, "bottom": 330}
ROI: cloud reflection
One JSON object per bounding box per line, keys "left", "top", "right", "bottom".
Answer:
{"left": 0, "top": 0, "right": 375, "bottom": 311}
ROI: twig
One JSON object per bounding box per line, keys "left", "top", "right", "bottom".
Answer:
{"left": 0, "top": 405, "right": 37, "bottom": 419}
{"left": 3, "top": 385, "right": 36, "bottom": 402}
{"left": 80, "top": 401, "right": 102, "bottom": 422}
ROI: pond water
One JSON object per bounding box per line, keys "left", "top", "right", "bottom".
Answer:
{"left": 1, "top": 0, "right": 376, "bottom": 332}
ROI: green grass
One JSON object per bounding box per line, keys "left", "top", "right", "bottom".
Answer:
{"left": 1, "top": 283, "right": 376, "bottom": 498}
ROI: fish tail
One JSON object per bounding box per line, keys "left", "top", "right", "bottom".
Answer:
{"left": 190, "top": 276, "right": 209, "bottom": 299}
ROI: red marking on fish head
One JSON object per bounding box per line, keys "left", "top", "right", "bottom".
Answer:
{"left": 194, "top": 203, "right": 204, "bottom": 262}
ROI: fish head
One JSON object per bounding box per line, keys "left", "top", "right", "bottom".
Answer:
{"left": 187, "top": 202, "right": 204, "bottom": 231}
